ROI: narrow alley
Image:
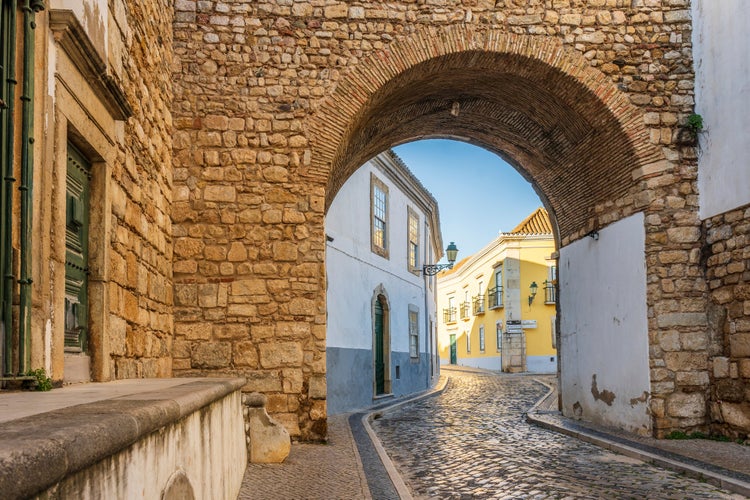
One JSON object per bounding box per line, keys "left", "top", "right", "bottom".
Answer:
{"left": 371, "top": 370, "right": 743, "bottom": 499}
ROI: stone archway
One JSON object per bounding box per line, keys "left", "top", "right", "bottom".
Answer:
{"left": 306, "top": 26, "right": 691, "bottom": 437}
{"left": 173, "top": 5, "right": 706, "bottom": 441}
{"left": 308, "top": 27, "right": 664, "bottom": 246}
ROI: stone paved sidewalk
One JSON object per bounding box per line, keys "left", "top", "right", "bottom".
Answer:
{"left": 239, "top": 413, "right": 371, "bottom": 500}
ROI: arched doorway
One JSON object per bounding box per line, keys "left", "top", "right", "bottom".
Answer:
{"left": 373, "top": 293, "right": 390, "bottom": 396}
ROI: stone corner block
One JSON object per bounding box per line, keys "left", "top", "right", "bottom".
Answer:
{"left": 245, "top": 400, "right": 291, "bottom": 463}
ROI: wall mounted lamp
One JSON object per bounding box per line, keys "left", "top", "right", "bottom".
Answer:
{"left": 528, "top": 281, "right": 538, "bottom": 306}
{"left": 423, "top": 242, "right": 459, "bottom": 276}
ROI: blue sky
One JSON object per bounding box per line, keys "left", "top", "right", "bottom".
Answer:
{"left": 393, "top": 139, "right": 542, "bottom": 263}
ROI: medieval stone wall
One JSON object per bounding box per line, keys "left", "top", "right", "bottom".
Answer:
{"left": 705, "top": 203, "right": 750, "bottom": 438}
{"left": 108, "top": 0, "right": 176, "bottom": 379}
{"left": 171, "top": 0, "right": 709, "bottom": 440}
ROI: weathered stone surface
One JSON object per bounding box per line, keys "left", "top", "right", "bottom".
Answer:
{"left": 666, "top": 392, "right": 706, "bottom": 419}
{"left": 308, "top": 375, "right": 326, "bottom": 400}
{"left": 713, "top": 357, "right": 730, "bottom": 378}
{"left": 719, "top": 402, "right": 750, "bottom": 430}
{"left": 245, "top": 405, "right": 291, "bottom": 463}
{"left": 259, "top": 343, "right": 304, "bottom": 369}
{"left": 192, "top": 342, "right": 231, "bottom": 369}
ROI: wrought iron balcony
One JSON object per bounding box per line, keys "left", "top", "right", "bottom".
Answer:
{"left": 472, "top": 295, "right": 485, "bottom": 315}
{"left": 544, "top": 280, "right": 557, "bottom": 304}
{"left": 459, "top": 302, "right": 470, "bottom": 320}
{"left": 488, "top": 285, "right": 503, "bottom": 308}
{"left": 443, "top": 307, "right": 457, "bottom": 324}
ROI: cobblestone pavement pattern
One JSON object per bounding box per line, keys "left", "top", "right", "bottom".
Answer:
{"left": 371, "top": 371, "right": 743, "bottom": 499}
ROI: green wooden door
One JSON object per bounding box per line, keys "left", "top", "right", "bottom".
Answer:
{"left": 374, "top": 298, "right": 385, "bottom": 395}
{"left": 64, "top": 145, "right": 90, "bottom": 352}
{"left": 450, "top": 334, "right": 457, "bottom": 364}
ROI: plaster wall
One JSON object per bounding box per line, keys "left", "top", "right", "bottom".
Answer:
{"left": 326, "top": 163, "right": 427, "bottom": 352}
{"left": 693, "top": 0, "right": 750, "bottom": 219}
{"left": 559, "top": 213, "right": 651, "bottom": 435}
{"left": 326, "top": 156, "right": 438, "bottom": 413}
{"left": 527, "top": 356, "right": 556, "bottom": 374}
{"left": 451, "top": 355, "right": 502, "bottom": 371}
{"left": 36, "top": 391, "right": 246, "bottom": 500}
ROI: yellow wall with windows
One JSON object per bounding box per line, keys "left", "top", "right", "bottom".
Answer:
{"left": 437, "top": 213, "right": 557, "bottom": 372}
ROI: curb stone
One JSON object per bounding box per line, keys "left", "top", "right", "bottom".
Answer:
{"left": 526, "top": 378, "right": 750, "bottom": 499}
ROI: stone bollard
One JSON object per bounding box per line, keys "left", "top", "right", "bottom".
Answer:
{"left": 243, "top": 392, "right": 291, "bottom": 463}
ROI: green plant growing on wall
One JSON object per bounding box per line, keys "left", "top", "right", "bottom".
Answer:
{"left": 686, "top": 113, "right": 704, "bottom": 133}
{"left": 28, "top": 368, "right": 52, "bottom": 391}
{"left": 676, "top": 113, "right": 704, "bottom": 146}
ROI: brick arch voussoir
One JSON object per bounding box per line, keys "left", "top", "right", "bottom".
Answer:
{"left": 308, "top": 24, "right": 662, "bottom": 222}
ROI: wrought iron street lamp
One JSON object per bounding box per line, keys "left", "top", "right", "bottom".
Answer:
{"left": 423, "top": 242, "right": 459, "bottom": 276}
{"left": 528, "top": 281, "right": 538, "bottom": 306}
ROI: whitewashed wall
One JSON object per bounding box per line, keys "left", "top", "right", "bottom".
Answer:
{"left": 693, "top": 0, "right": 750, "bottom": 219}
{"left": 37, "top": 391, "right": 246, "bottom": 500}
{"left": 326, "top": 161, "right": 428, "bottom": 352}
{"left": 559, "top": 213, "right": 651, "bottom": 435}
{"left": 326, "top": 155, "right": 438, "bottom": 413}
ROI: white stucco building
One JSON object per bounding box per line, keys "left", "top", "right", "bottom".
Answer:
{"left": 325, "top": 150, "right": 443, "bottom": 415}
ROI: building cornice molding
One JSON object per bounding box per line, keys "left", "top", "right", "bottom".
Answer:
{"left": 438, "top": 232, "right": 554, "bottom": 285}
{"left": 49, "top": 9, "right": 133, "bottom": 120}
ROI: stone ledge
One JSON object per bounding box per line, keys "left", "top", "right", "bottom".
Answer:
{"left": 0, "top": 377, "right": 245, "bottom": 499}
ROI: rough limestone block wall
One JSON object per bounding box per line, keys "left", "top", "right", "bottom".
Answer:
{"left": 705, "top": 204, "right": 750, "bottom": 437}
{"left": 107, "top": 0, "right": 175, "bottom": 378}
{"left": 171, "top": 0, "right": 705, "bottom": 439}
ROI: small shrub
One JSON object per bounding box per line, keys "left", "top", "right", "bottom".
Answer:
{"left": 686, "top": 113, "right": 703, "bottom": 133}
{"left": 29, "top": 368, "right": 52, "bottom": 391}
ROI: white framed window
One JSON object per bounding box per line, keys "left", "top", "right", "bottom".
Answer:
{"left": 409, "top": 308, "right": 419, "bottom": 358}
{"left": 545, "top": 264, "right": 557, "bottom": 304}
{"left": 466, "top": 330, "right": 471, "bottom": 353}
{"left": 407, "top": 207, "right": 419, "bottom": 272}
{"left": 371, "top": 174, "right": 389, "bottom": 257}
{"left": 491, "top": 265, "right": 503, "bottom": 308}
{"left": 551, "top": 315, "right": 557, "bottom": 349}
{"left": 496, "top": 321, "right": 503, "bottom": 352}
{"left": 479, "top": 325, "right": 485, "bottom": 352}
{"left": 444, "top": 295, "right": 456, "bottom": 323}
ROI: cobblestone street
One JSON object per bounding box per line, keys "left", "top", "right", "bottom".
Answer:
{"left": 371, "top": 371, "right": 743, "bottom": 499}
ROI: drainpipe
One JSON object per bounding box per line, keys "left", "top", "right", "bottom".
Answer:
{"left": 1, "top": 0, "right": 17, "bottom": 376}
{"left": 17, "top": 0, "right": 44, "bottom": 374}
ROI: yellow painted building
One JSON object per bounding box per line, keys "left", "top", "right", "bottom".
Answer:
{"left": 437, "top": 208, "right": 557, "bottom": 373}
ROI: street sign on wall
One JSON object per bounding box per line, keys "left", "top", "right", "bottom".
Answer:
{"left": 506, "top": 320, "right": 522, "bottom": 334}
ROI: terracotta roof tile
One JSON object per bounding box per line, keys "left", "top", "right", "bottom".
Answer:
{"left": 510, "top": 207, "right": 552, "bottom": 235}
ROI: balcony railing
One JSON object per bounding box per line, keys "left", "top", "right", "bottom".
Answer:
{"left": 544, "top": 281, "right": 557, "bottom": 304}
{"left": 472, "top": 295, "right": 485, "bottom": 315}
{"left": 443, "top": 307, "right": 457, "bottom": 323}
{"left": 459, "top": 302, "right": 470, "bottom": 320}
{"left": 488, "top": 286, "right": 503, "bottom": 308}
